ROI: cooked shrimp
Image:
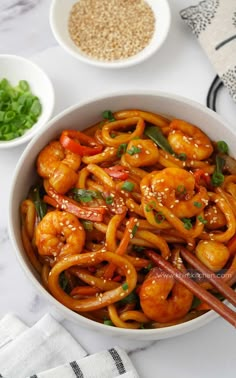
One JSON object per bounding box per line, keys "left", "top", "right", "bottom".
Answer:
{"left": 204, "top": 205, "right": 227, "bottom": 230}
{"left": 140, "top": 267, "right": 193, "bottom": 323}
{"left": 195, "top": 240, "right": 230, "bottom": 272}
{"left": 168, "top": 119, "right": 213, "bottom": 160}
{"left": 35, "top": 210, "right": 85, "bottom": 258}
{"left": 37, "top": 141, "right": 81, "bottom": 194}
{"left": 124, "top": 139, "right": 159, "bottom": 167}
{"left": 142, "top": 167, "right": 209, "bottom": 218}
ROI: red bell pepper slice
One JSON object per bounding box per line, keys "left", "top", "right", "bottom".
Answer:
{"left": 44, "top": 189, "right": 105, "bottom": 221}
{"left": 60, "top": 130, "right": 103, "bottom": 156}
{"left": 104, "top": 165, "right": 129, "bottom": 180}
{"left": 193, "top": 169, "right": 211, "bottom": 188}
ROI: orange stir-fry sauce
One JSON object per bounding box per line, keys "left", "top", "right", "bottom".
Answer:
{"left": 20, "top": 109, "right": 236, "bottom": 329}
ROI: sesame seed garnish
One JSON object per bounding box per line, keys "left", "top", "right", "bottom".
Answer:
{"left": 68, "top": 0, "right": 155, "bottom": 62}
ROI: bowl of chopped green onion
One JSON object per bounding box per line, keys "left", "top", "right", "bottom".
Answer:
{"left": 0, "top": 54, "right": 55, "bottom": 148}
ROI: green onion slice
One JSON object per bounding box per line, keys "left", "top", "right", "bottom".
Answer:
{"left": 217, "top": 141, "right": 229, "bottom": 154}
{"left": 121, "top": 181, "right": 134, "bottom": 192}
{"left": 102, "top": 110, "right": 115, "bottom": 122}
{"left": 145, "top": 125, "right": 175, "bottom": 155}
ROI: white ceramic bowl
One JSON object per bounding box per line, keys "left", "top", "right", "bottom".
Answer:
{"left": 50, "top": 0, "right": 171, "bottom": 69}
{"left": 8, "top": 91, "right": 233, "bottom": 340}
{"left": 0, "top": 55, "right": 55, "bottom": 148}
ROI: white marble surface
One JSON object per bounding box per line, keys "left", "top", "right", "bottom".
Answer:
{"left": 0, "top": 0, "right": 236, "bottom": 377}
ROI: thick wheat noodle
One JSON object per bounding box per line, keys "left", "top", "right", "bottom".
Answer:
{"left": 108, "top": 304, "right": 141, "bottom": 329}
{"left": 104, "top": 217, "right": 137, "bottom": 279}
{"left": 21, "top": 226, "right": 42, "bottom": 274}
{"left": 48, "top": 252, "right": 137, "bottom": 312}
{"left": 200, "top": 193, "right": 236, "bottom": 242}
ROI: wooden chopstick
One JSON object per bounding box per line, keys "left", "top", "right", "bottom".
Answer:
{"left": 146, "top": 251, "right": 236, "bottom": 328}
{"left": 180, "top": 247, "right": 236, "bottom": 307}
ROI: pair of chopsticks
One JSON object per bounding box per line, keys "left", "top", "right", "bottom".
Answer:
{"left": 146, "top": 250, "right": 236, "bottom": 328}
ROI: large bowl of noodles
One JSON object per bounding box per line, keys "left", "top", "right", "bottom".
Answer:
{"left": 8, "top": 91, "right": 236, "bottom": 340}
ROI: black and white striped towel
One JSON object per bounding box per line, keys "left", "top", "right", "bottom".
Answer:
{"left": 0, "top": 314, "right": 139, "bottom": 378}
{"left": 180, "top": 0, "right": 236, "bottom": 102}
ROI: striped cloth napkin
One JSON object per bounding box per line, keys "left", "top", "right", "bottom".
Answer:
{"left": 180, "top": 0, "right": 236, "bottom": 103}
{"left": 0, "top": 314, "right": 139, "bottom": 378}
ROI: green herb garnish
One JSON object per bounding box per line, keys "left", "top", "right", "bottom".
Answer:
{"left": 177, "top": 153, "right": 187, "bottom": 161}
{"left": 121, "top": 181, "right": 134, "bottom": 192}
{"left": 182, "top": 218, "right": 192, "bottom": 230}
{"left": 117, "top": 143, "right": 127, "bottom": 158}
{"left": 176, "top": 185, "right": 187, "bottom": 195}
{"left": 132, "top": 224, "right": 138, "bottom": 237}
{"left": 102, "top": 110, "right": 115, "bottom": 122}
{"left": 29, "top": 184, "right": 47, "bottom": 220}
{"left": 81, "top": 220, "right": 94, "bottom": 231}
{"left": 122, "top": 282, "right": 129, "bottom": 291}
{"left": 144, "top": 125, "right": 175, "bottom": 155}
{"left": 211, "top": 155, "right": 225, "bottom": 187}
{"left": 59, "top": 271, "right": 70, "bottom": 293}
{"left": 71, "top": 188, "right": 102, "bottom": 203}
{"left": 197, "top": 216, "right": 207, "bottom": 225}
{"left": 127, "top": 146, "right": 141, "bottom": 155}
{"left": 190, "top": 296, "right": 202, "bottom": 310}
{"left": 145, "top": 201, "right": 156, "bottom": 212}
{"left": 103, "top": 319, "right": 114, "bottom": 326}
{"left": 0, "top": 78, "right": 42, "bottom": 141}
{"left": 217, "top": 141, "right": 229, "bottom": 154}
{"left": 119, "top": 291, "right": 139, "bottom": 305}
{"left": 154, "top": 212, "right": 165, "bottom": 224}
{"left": 144, "top": 262, "right": 153, "bottom": 272}
{"left": 194, "top": 202, "right": 202, "bottom": 208}
{"left": 105, "top": 196, "right": 114, "bottom": 205}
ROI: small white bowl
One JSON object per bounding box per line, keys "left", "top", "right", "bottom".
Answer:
{"left": 50, "top": 0, "right": 171, "bottom": 69}
{"left": 0, "top": 55, "right": 55, "bottom": 148}
{"left": 8, "top": 91, "right": 234, "bottom": 340}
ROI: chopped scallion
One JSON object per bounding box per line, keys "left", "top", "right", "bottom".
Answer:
{"left": 105, "top": 196, "right": 114, "bottom": 205}
{"left": 132, "top": 224, "right": 138, "bottom": 236}
{"left": 121, "top": 181, "right": 134, "bottom": 192}
{"left": 193, "top": 202, "right": 202, "bottom": 208}
{"left": 103, "top": 319, "right": 114, "bottom": 326}
{"left": 102, "top": 110, "right": 115, "bottom": 122}
{"left": 0, "top": 78, "right": 42, "bottom": 141}
{"left": 127, "top": 145, "right": 141, "bottom": 155}
{"left": 182, "top": 218, "right": 192, "bottom": 230}
{"left": 71, "top": 188, "right": 102, "bottom": 203}
{"left": 144, "top": 125, "right": 175, "bottom": 155}
{"left": 197, "top": 216, "right": 207, "bottom": 225}
{"left": 217, "top": 141, "right": 229, "bottom": 154}
{"left": 117, "top": 143, "right": 127, "bottom": 158}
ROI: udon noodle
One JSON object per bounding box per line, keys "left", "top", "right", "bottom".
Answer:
{"left": 20, "top": 109, "right": 236, "bottom": 329}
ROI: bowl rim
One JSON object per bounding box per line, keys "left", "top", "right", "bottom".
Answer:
{"left": 0, "top": 54, "right": 55, "bottom": 148}
{"left": 49, "top": 0, "right": 171, "bottom": 69}
{"left": 8, "top": 89, "right": 231, "bottom": 338}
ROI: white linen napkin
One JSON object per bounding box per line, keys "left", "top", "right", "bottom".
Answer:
{"left": 0, "top": 313, "right": 139, "bottom": 378}
{"left": 0, "top": 313, "right": 28, "bottom": 349}
{"left": 180, "top": 0, "right": 236, "bottom": 102}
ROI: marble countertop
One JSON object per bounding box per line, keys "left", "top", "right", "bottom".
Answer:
{"left": 0, "top": 1, "right": 235, "bottom": 377}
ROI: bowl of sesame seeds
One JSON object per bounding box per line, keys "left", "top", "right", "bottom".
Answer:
{"left": 50, "top": 0, "right": 171, "bottom": 68}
